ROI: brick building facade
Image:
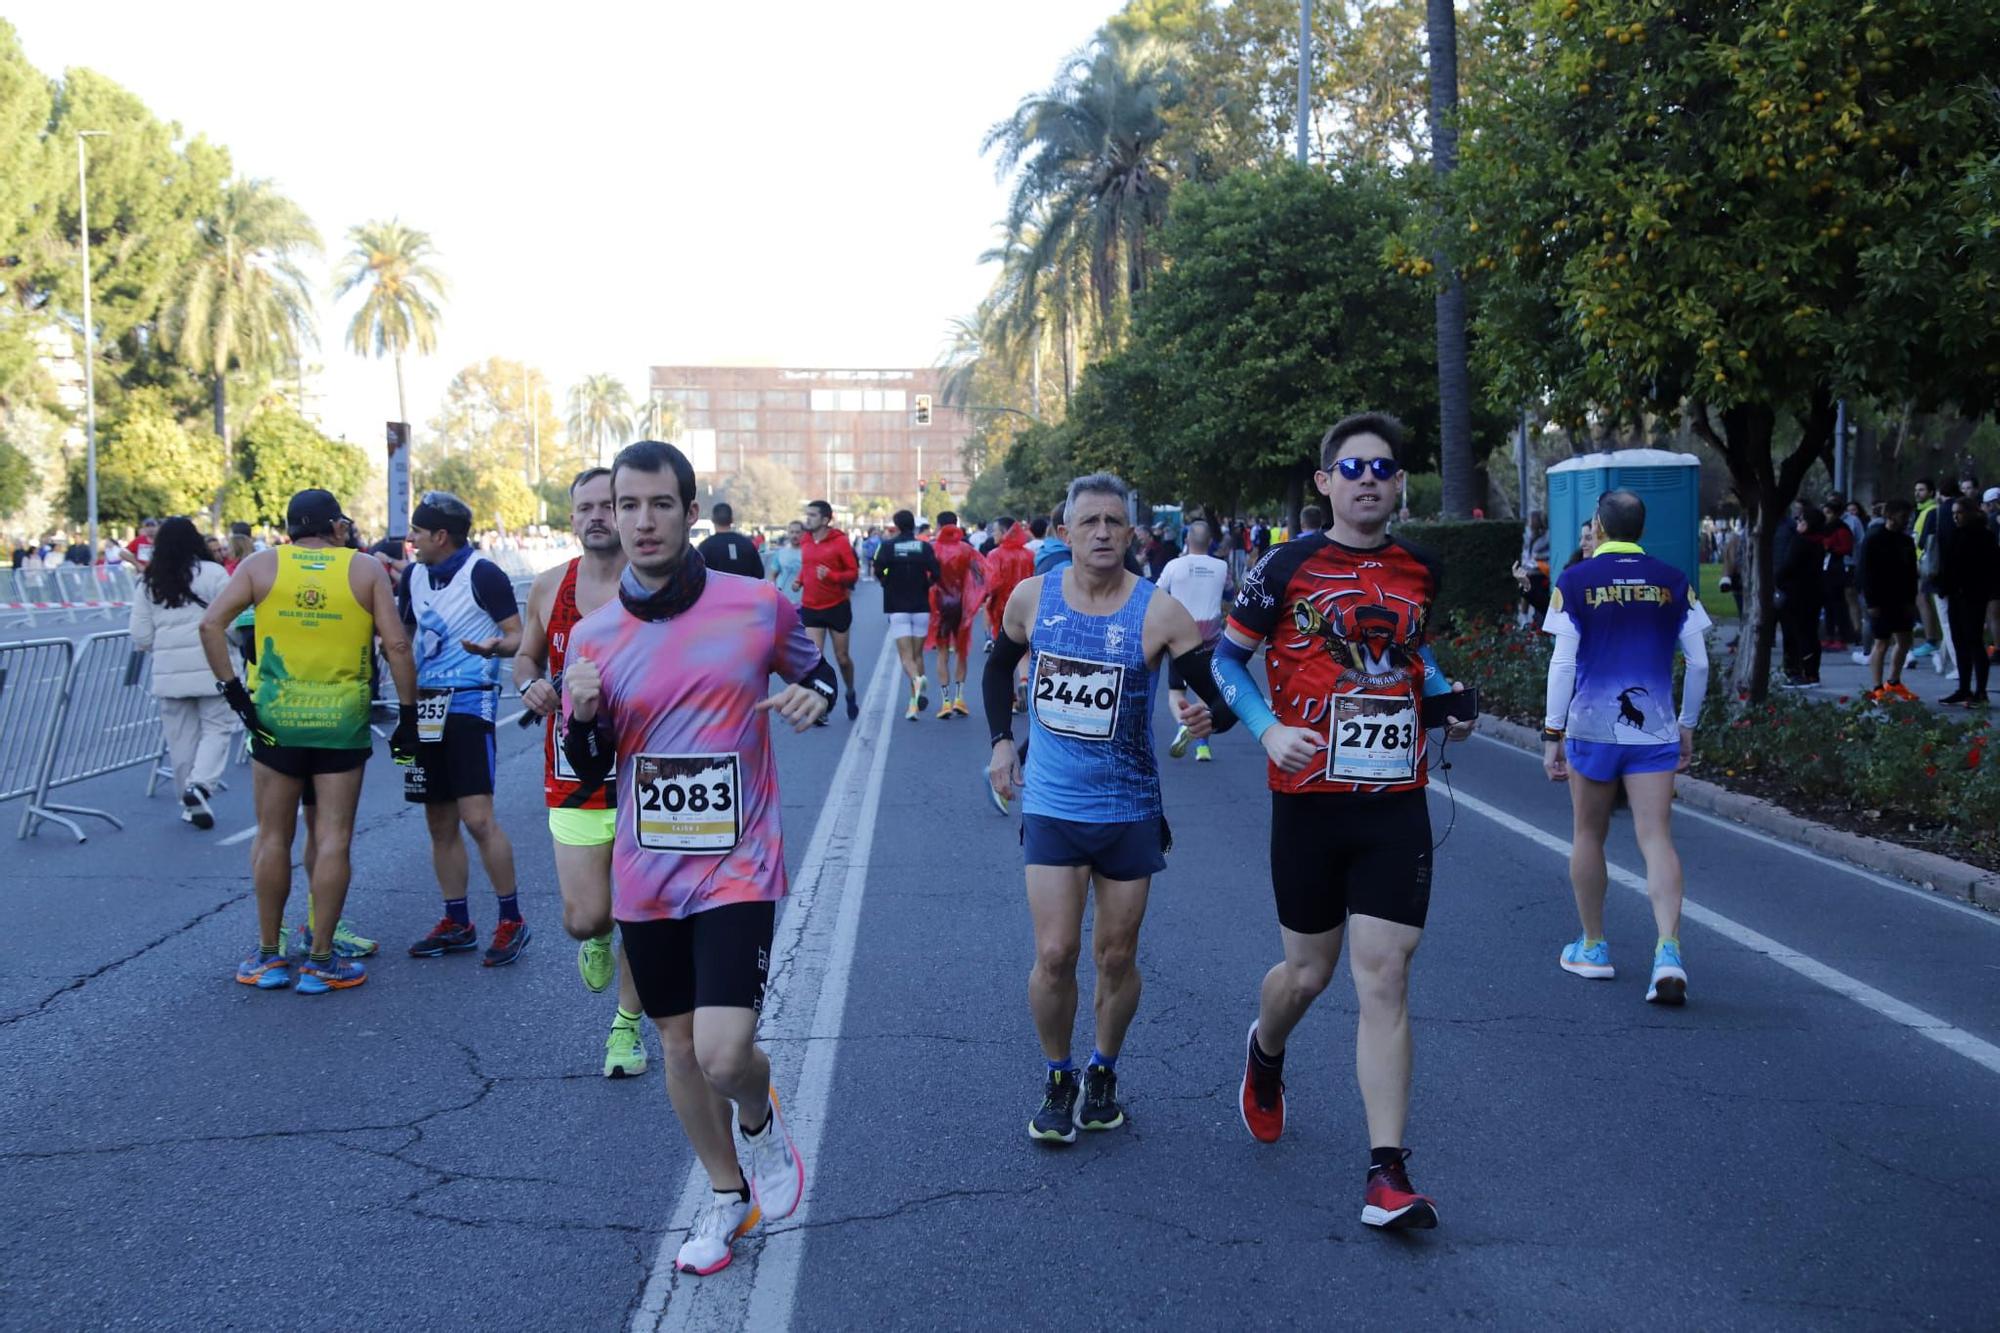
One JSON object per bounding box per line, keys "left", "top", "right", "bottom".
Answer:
{"left": 648, "top": 366, "right": 969, "bottom": 517}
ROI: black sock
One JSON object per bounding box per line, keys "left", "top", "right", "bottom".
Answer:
{"left": 1250, "top": 1035, "right": 1283, "bottom": 1070}
{"left": 1369, "top": 1146, "right": 1404, "bottom": 1173}
{"left": 740, "top": 1106, "right": 769, "bottom": 1137}
{"left": 495, "top": 893, "right": 522, "bottom": 923}
{"left": 717, "top": 1185, "right": 750, "bottom": 1206}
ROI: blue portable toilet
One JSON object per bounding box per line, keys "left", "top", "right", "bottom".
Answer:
{"left": 1546, "top": 449, "right": 1703, "bottom": 589}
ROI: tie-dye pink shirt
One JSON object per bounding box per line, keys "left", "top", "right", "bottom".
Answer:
{"left": 565, "top": 571, "right": 823, "bottom": 921}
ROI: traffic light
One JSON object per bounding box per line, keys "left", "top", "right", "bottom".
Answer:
{"left": 914, "top": 394, "right": 932, "bottom": 426}
{"left": 918, "top": 479, "right": 928, "bottom": 494}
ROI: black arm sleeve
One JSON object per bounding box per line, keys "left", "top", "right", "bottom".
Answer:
{"left": 1170, "top": 646, "right": 1238, "bottom": 734}
{"left": 984, "top": 633, "right": 1030, "bottom": 744}
{"left": 562, "top": 712, "right": 615, "bottom": 789}
{"left": 802, "top": 653, "right": 838, "bottom": 706}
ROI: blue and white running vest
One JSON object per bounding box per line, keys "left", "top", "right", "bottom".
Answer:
{"left": 410, "top": 552, "right": 503, "bottom": 721}
{"left": 1024, "top": 572, "right": 1160, "bottom": 823}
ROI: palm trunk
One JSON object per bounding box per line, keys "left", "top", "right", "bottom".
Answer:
{"left": 1428, "top": 0, "right": 1475, "bottom": 519}
{"left": 212, "top": 373, "right": 230, "bottom": 524}
{"left": 1030, "top": 338, "right": 1043, "bottom": 420}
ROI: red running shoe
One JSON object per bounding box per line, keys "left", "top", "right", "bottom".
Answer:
{"left": 1239, "top": 1021, "right": 1285, "bottom": 1143}
{"left": 1362, "top": 1149, "right": 1438, "bottom": 1230}
{"left": 483, "top": 918, "right": 532, "bottom": 967}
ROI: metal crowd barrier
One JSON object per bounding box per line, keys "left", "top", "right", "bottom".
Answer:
{"left": 19, "top": 630, "right": 168, "bottom": 841}
{"left": 0, "top": 639, "right": 76, "bottom": 805}
{"left": 1, "top": 565, "right": 137, "bottom": 627}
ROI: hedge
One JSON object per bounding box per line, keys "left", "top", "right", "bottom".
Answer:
{"left": 1393, "top": 518, "right": 1522, "bottom": 629}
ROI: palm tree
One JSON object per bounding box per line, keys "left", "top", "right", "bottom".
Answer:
{"left": 334, "top": 219, "right": 448, "bottom": 426}
{"left": 161, "top": 178, "right": 321, "bottom": 472}
{"left": 1428, "top": 0, "right": 1475, "bottom": 517}
{"left": 632, "top": 392, "right": 679, "bottom": 442}
{"left": 983, "top": 30, "right": 1183, "bottom": 339}
{"left": 567, "top": 374, "right": 633, "bottom": 465}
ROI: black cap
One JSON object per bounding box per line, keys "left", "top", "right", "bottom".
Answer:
{"left": 286, "top": 489, "right": 345, "bottom": 537}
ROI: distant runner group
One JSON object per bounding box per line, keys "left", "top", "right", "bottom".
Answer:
{"left": 197, "top": 408, "right": 1710, "bottom": 1272}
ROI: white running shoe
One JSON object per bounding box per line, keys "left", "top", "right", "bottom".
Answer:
{"left": 675, "top": 1191, "right": 758, "bottom": 1276}
{"left": 737, "top": 1088, "right": 805, "bottom": 1223}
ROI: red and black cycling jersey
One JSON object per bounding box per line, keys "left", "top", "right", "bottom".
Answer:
{"left": 1227, "top": 532, "right": 1442, "bottom": 796}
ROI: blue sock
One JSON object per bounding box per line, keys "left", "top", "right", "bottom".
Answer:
{"left": 495, "top": 893, "right": 522, "bottom": 923}
{"left": 1089, "top": 1050, "right": 1116, "bottom": 1071}
{"left": 1046, "top": 1057, "right": 1074, "bottom": 1075}
{"left": 445, "top": 897, "right": 471, "bottom": 927}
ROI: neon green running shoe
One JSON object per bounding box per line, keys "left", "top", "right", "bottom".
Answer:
{"left": 605, "top": 1017, "right": 648, "bottom": 1079}
{"left": 578, "top": 932, "right": 615, "bottom": 994}
{"left": 284, "top": 919, "right": 377, "bottom": 960}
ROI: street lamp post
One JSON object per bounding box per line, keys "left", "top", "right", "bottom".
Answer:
{"left": 1297, "top": 0, "right": 1311, "bottom": 165}
{"left": 77, "top": 130, "right": 109, "bottom": 560}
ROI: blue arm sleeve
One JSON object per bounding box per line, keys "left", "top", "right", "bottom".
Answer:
{"left": 1212, "top": 636, "right": 1279, "bottom": 741}
{"left": 1418, "top": 645, "right": 1451, "bottom": 697}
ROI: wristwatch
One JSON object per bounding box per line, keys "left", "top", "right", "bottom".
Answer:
{"left": 1541, "top": 726, "right": 1565, "bottom": 743}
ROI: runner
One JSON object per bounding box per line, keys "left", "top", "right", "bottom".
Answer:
{"left": 925, "top": 512, "right": 986, "bottom": 718}
{"left": 694, "top": 501, "right": 766, "bottom": 579}
{"left": 798, "top": 499, "right": 862, "bottom": 723}
{"left": 199, "top": 488, "right": 418, "bottom": 995}
{"left": 1157, "top": 519, "right": 1232, "bottom": 763}
{"left": 872, "top": 509, "right": 941, "bottom": 721}
{"left": 560, "top": 440, "right": 832, "bottom": 1276}
{"left": 399, "top": 492, "right": 529, "bottom": 967}
{"left": 1541, "top": 489, "right": 1711, "bottom": 1004}
{"left": 982, "top": 516, "right": 1035, "bottom": 703}
{"left": 985, "top": 473, "right": 1237, "bottom": 1144}
{"left": 515, "top": 468, "right": 648, "bottom": 1078}
{"left": 1212, "top": 414, "right": 1476, "bottom": 1230}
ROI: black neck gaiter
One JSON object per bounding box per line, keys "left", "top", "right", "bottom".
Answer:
{"left": 618, "top": 545, "right": 708, "bottom": 622}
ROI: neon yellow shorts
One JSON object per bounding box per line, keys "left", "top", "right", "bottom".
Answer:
{"left": 548, "top": 807, "right": 616, "bottom": 847}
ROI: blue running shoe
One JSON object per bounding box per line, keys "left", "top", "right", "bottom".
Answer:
{"left": 297, "top": 955, "right": 367, "bottom": 995}
{"left": 235, "top": 949, "right": 292, "bottom": 990}
{"left": 1646, "top": 939, "right": 1687, "bottom": 1005}
{"left": 1559, "top": 935, "right": 1614, "bottom": 980}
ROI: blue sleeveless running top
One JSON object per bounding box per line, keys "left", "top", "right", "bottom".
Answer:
{"left": 1024, "top": 572, "right": 1160, "bottom": 823}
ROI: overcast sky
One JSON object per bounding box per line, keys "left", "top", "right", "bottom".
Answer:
{"left": 12, "top": 1, "right": 1116, "bottom": 449}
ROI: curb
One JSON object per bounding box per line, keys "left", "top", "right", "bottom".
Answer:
{"left": 1477, "top": 714, "right": 2000, "bottom": 914}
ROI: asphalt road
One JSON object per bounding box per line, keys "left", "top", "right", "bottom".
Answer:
{"left": 3, "top": 603, "right": 1998, "bottom": 1331}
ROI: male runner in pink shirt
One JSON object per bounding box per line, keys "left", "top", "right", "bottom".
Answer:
{"left": 562, "top": 441, "right": 835, "bottom": 1277}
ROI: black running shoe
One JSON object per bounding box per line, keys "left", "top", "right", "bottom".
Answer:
{"left": 846, "top": 692, "right": 860, "bottom": 721}
{"left": 409, "top": 918, "right": 478, "bottom": 957}
{"left": 1027, "top": 1068, "right": 1080, "bottom": 1144}
{"left": 1078, "top": 1063, "right": 1125, "bottom": 1131}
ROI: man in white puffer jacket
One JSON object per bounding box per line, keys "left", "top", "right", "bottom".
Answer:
{"left": 130, "top": 516, "right": 237, "bottom": 828}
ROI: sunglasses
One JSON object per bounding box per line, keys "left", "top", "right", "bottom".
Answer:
{"left": 1331, "top": 457, "right": 1402, "bottom": 482}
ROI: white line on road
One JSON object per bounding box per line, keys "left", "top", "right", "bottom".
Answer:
{"left": 1446, "top": 783, "right": 2000, "bottom": 1079}
{"left": 1467, "top": 732, "right": 2000, "bottom": 928}
{"left": 632, "top": 634, "right": 899, "bottom": 1332}
{"left": 220, "top": 825, "right": 256, "bottom": 846}
{"left": 499, "top": 708, "right": 526, "bottom": 728}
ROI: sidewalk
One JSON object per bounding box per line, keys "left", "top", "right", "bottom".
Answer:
{"left": 1718, "top": 622, "right": 1993, "bottom": 712}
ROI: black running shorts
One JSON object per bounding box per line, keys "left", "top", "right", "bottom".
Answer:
{"left": 1868, "top": 610, "right": 1915, "bottom": 642}
{"left": 800, "top": 601, "right": 853, "bottom": 634}
{"left": 1269, "top": 789, "right": 1433, "bottom": 933}
{"left": 618, "top": 901, "right": 777, "bottom": 1018}
{"left": 252, "top": 740, "right": 370, "bottom": 780}
{"left": 402, "top": 714, "right": 496, "bottom": 804}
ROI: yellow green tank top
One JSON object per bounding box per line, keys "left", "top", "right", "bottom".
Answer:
{"left": 254, "top": 546, "right": 375, "bottom": 749}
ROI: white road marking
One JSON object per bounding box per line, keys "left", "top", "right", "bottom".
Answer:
{"left": 499, "top": 709, "right": 526, "bottom": 728}
{"left": 1468, "top": 731, "right": 2000, "bottom": 927}
{"left": 632, "top": 634, "right": 898, "bottom": 1332}
{"left": 1447, "top": 783, "right": 2000, "bottom": 1080}
{"left": 220, "top": 825, "right": 257, "bottom": 846}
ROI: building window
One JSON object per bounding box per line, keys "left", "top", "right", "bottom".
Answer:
{"left": 809, "top": 389, "right": 836, "bottom": 412}
{"left": 883, "top": 390, "right": 907, "bottom": 412}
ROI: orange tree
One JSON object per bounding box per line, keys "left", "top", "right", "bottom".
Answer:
{"left": 1441, "top": 0, "right": 2000, "bottom": 698}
